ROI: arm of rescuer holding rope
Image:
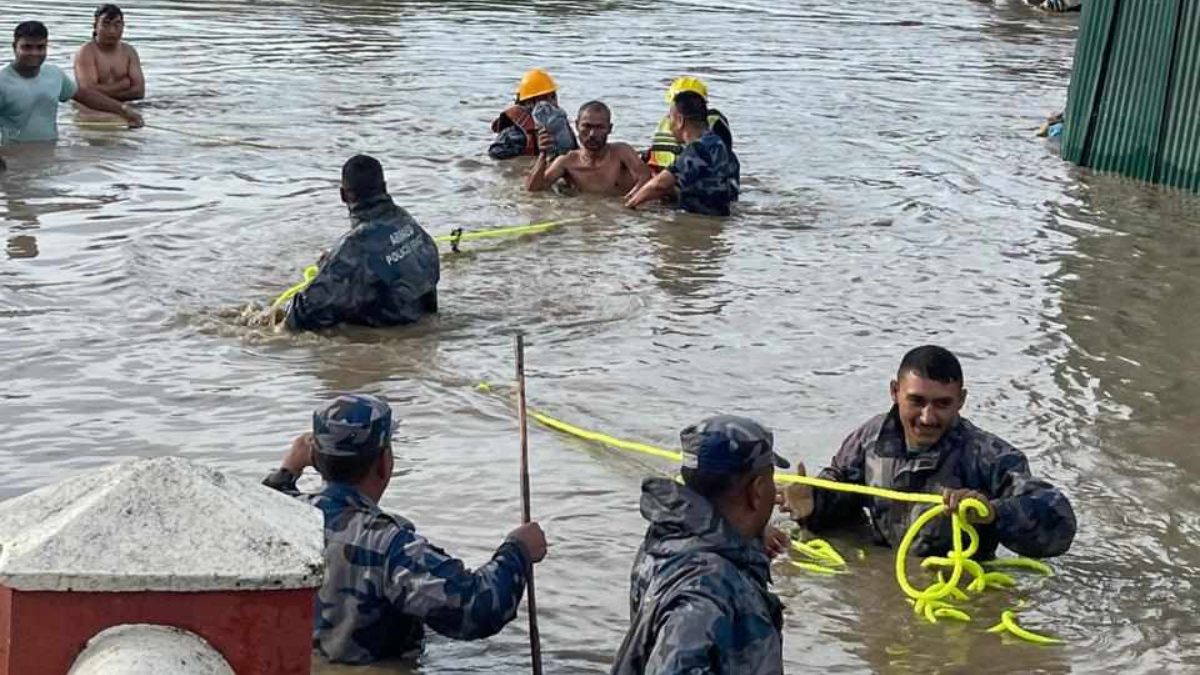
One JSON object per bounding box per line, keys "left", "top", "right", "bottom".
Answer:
{"left": 271, "top": 434, "right": 551, "bottom": 640}
{"left": 280, "top": 235, "right": 365, "bottom": 330}
{"left": 525, "top": 129, "right": 572, "bottom": 192}
{"left": 781, "top": 436, "right": 1076, "bottom": 558}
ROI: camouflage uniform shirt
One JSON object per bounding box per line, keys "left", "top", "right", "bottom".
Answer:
{"left": 286, "top": 194, "right": 440, "bottom": 331}
{"left": 610, "top": 477, "right": 783, "bottom": 675}
{"left": 668, "top": 130, "right": 741, "bottom": 217}
{"left": 806, "top": 409, "right": 1077, "bottom": 559}
{"left": 263, "top": 477, "right": 532, "bottom": 664}
{"left": 488, "top": 124, "right": 532, "bottom": 161}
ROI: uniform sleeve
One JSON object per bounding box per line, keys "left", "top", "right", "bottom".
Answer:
{"left": 285, "top": 235, "right": 365, "bottom": 331}
{"left": 59, "top": 71, "right": 79, "bottom": 102}
{"left": 261, "top": 468, "right": 300, "bottom": 495}
{"left": 805, "top": 427, "right": 870, "bottom": 531}
{"left": 488, "top": 127, "right": 529, "bottom": 160}
{"left": 643, "top": 593, "right": 734, "bottom": 675}
{"left": 985, "top": 447, "right": 1077, "bottom": 558}
{"left": 713, "top": 116, "right": 733, "bottom": 151}
{"left": 667, "top": 145, "right": 708, "bottom": 191}
{"left": 383, "top": 533, "right": 530, "bottom": 640}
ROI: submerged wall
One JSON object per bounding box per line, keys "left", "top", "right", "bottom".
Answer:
{"left": 1061, "top": 0, "right": 1200, "bottom": 191}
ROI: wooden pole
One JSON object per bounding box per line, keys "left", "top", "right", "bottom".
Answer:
{"left": 515, "top": 334, "right": 543, "bottom": 675}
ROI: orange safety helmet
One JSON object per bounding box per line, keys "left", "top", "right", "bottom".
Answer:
{"left": 516, "top": 69, "right": 559, "bottom": 102}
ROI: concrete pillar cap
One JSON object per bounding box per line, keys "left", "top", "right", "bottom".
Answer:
{"left": 68, "top": 624, "right": 235, "bottom": 675}
{"left": 0, "top": 456, "right": 324, "bottom": 592}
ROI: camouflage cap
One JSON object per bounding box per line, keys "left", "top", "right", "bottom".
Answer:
{"left": 311, "top": 394, "right": 394, "bottom": 459}
{"left": 680, "top": 415, "right": 790, "bottom": 475}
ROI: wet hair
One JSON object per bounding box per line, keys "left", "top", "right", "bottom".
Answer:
{"left": 95, "top": 4, "right": 123, "bottom": 22}
{"left": 577, "top": 100, "right": 611, "bottom": 121}
{"left": 342, "top": 154, "right": 386, "bottom": 200}
{"left": 14, "top": 21, "right": 49, "bottom": 43}
{"left": 681, "top": 465, "right": 767, "bottom": 502}
{"left": 681, "top": 467, "right": 737, "bottom": 500}
{"left": 898, "top": 345, "right": 964, "bottom": 385}
{"left": 672, "top": 91, "right": 709, "bottom": 124}
{"left": 314, "top": 446, "right": 385, "bottom": 485}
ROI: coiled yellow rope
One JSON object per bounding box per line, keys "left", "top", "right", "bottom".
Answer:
{"left": 500, "top": 394, "right": 1063, "bottom": 646}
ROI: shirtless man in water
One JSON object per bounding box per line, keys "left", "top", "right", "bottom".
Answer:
{"left": 526, "top": 101, "right": 649, "bottom": 196}
{"left": 74, "top": 4, "right": 144, "bottom": 102}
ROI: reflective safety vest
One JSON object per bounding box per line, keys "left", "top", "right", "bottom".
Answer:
{"left": 646, "top": 109, "right": 731, "bottom": 170}
{"left": 491, "top": 104, "right": 538, "bottom": 156}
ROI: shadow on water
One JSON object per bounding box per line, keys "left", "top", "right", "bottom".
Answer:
{"left": 646, "top": 215, "right": 731, "bottom": 306}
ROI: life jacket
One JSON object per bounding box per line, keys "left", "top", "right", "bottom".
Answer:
{"left": 491, "top": 104, "right": 538, "bottom": 156}
{"left": 646, "top": 109, "right": 731, "bottom": 171}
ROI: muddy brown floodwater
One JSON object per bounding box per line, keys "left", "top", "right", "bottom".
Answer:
{"left": 3, "top": 0, "right": 1200, "bottom": 673}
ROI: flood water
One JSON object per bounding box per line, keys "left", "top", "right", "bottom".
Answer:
{"left": 4, "top": 0, "right": 1200, "bottom": 673}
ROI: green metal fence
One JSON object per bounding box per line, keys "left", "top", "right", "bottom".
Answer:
{"left": 1061, "top": 0, "right": 1200, "bottom": 191}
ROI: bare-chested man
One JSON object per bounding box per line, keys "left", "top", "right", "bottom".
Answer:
{"left": 526, "top": 101, "right": 649, "bottom": 196}
{"left": 74, "top": 4, "right": 144, "bottom": 102}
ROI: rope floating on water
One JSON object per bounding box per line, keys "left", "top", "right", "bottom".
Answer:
{"left": 75, "top": 120, "right": 293, "bottom": 150}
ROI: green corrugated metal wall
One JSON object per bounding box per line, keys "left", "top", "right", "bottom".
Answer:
{"left": 1061, "top": 0, "right": 1200, "bottom": 192}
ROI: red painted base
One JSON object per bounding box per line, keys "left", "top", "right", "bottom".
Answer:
{"left": 0, "top": 585, "right": 314, "bottom": 675}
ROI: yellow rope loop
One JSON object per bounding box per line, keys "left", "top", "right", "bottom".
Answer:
{"left": 510, "top": 406, "right": 1064, "bottom": 643}
{"left": 989, "top": 610, "right": 1062, "bottom": 645}
{"left": 933, "top": 607, "right": 972, "bottom": 622}
{"left": 895, "top": 503, "right": 947, "bottom": 600}
{"left": 984, "top": 558, "right": 1055, "bottom": 576}
{"left": 270, "top": 265, "right": 319, "bottom": 312}
{"left": 790, "top": 561, "right": 846, "bottom": 575}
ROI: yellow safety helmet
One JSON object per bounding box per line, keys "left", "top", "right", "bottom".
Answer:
{"left": 516, "top": 69, "right": 559, "bottom": 102}
{"left": 666, "top": 76, "right": 708, "bottom": 103}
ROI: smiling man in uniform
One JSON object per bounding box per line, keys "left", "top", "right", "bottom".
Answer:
{"left": 783, "top": 345, "right": 1077, "bottom": 559}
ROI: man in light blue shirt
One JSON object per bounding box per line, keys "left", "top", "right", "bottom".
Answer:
{"left": 0, "top": 20, "right": 142, "bottom": 169}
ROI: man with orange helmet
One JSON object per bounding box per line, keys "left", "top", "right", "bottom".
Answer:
{"left": 488, "top": 68, "right": 577, "bottom": 160}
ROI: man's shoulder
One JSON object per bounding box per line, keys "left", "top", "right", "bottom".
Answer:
{"left": 653, "top": 550, "right": 744, "bottom": 602}
{"left": 319, "top": 493, "right": 416, "bottom": 543}
{"left": 847, "top": 412, "right": 889, "bottom": 442}
{"left": 560, "top": 148, "right": 586, "bottom": 163}
{"left": 39, "top": 64, "right": 68, "bottom": 80}
{"left": 958, "top": 418, "right": 1022, "bottom": 459}
{"left": 609, "top": 142, "right": 641, "bottom": 159}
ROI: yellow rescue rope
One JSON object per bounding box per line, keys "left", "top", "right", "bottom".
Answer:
{"left": 488, "top": 389, "right": 1062, "bottom": 646}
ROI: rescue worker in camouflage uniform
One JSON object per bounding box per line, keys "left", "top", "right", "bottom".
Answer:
{"left": 284, "top": 155, "right": 440, "bottom": 331}
{"left": 262, "top": 394, "right": 548, "bottom": 664}
{"left": 625, "top": 91, "right": 740, "bottom": 217}
{"left": 783, "top": 345, "right": 1077, "bottom": 559}
{"left": 643, "top": 76, "right": 733, "bottom": 175}
{"left": 610, "top": 415, "right": 788, "bottom": 675}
